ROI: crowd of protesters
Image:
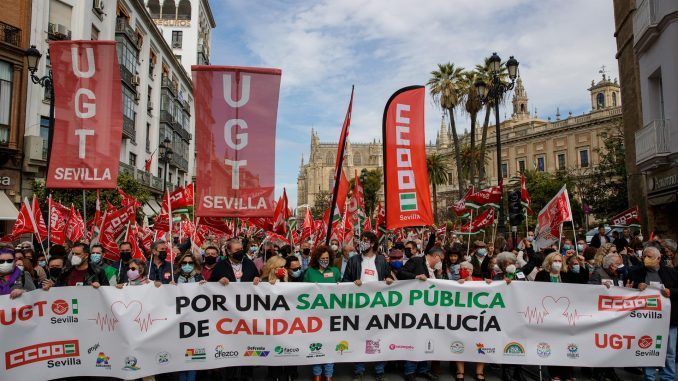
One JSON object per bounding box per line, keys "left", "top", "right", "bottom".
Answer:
{"left": 1, "top": 224, "right": 676, "bottom": 381}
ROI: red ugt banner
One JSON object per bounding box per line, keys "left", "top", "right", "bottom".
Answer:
{"left": 46, "top": 41, "right": 122, "bottom": 188}
{"left": 383, "top": 86, "right": 433, "bottom": 229}
{"left": 193, "top": 66, "right": 281, "bottom": 217}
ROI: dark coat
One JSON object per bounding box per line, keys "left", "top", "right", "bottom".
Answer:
{"left": 589, "top": 233, "right": 609, "bottom": 249}
{"left": 628, "top": 265, "right": 678, "bottom": 326}
{"left": 208, "top": 256, "right": 259, "bottom": 283}
{"left": 341, "top": 253, "right": 392, "bottom": 282}
{"left": 148, "top": 260, "right": 173, "bottom": 284}
{"left": 397, "top": 256, "right": 435, "bottom": 280}
{"left": 58, "top": 264, "right": 109, "bottom": 287}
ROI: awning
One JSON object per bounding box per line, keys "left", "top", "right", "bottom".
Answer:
{"left": 0, "top": 191, "right": 19, "bottom": 220}
{"left": 143, "top": 199, "right": 162, "bottom": 216}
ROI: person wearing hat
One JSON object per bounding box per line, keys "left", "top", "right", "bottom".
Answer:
{"left": 0, "top": 245, "right": 35, "bottom": 299}
{"left": 396, "top": 247, "right": 443, "bottom": 381}
{"left": 386, "top": 248, "right": 405, "bottom": 279}
{"left": 470, "top": 241, "right": 491, "bottom": 279}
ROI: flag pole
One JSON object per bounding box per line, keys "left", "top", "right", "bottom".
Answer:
{"left": 558, "top": 223, "right": 563, "bottom": 252}
{"left": 166, "top": 190, "right": 174, "bottom": 283}
{"left": 466, "top": 209, "right": 474, "bottom": 254}
{"left": 571, "top": 220, "right": 579, "bottom": 258}
{"left": 82, "top": 190, "right": 87, "bottom": 227}
{"left": 47, "top": 194, "right": 51, "bottom": 252}
{"left": 26, "top": 197, "right": 48, "bottom": 259}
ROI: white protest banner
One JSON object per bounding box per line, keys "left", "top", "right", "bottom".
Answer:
{"left": 0, "top": 281, "right": 669, "bottom": 380}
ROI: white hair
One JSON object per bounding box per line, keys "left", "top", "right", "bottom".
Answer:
{"left": 602, "top": 253, "right": 621, "bottom": 269}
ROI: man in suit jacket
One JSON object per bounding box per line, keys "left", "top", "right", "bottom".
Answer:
{"left": 396, "top": 247, "right": 443, "bottom": 381}
{"left": 209, "top": 238, "right": 260, "bottom": 285}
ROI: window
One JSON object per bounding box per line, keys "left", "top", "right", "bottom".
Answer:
{"left": 147, "top": 86, "right": 152, "bottom": 106}
{"left": 129, "top": 152, "right": 137, "bottom": 167}
{"left": 177, "top": 0, "right": 191, "bottom": 20}
{"left": 579, "top": 149, "right": 589, "bottom": 168}
{"left": 158, "top": 166, "right": 162, "bottom": 179}
{"left": 91, "top": 25, "right": 99, "bottom": 40}
{"left": 146, "top": 123, "right": 151, "bottom": 153}
{"left": 116, "top": 37, "right": 137, "bottom": 73}
{"left": 536, "top": 156, "right": 545, "bottom": 172}
{"left": 517, "top": 159, "right": 526, "bottom": 173}
{"left": 148, "top": 51, "right": 156, "bottom": 78}
{"left": 596, "top": 92, "right": 605, "bottom": 109}
{"left": 353, "top": 152, "right": 362, "bottom": 165}
{"left": 448, "top": 172, "right": 454, "bottom": 185}
{"left": 501, "top": 162, "right": 508, "bottom": 178}
{"left": 48, "top": 0, "right": 72, "bottom": 40}
{"left": 557, "top": 153, "right": 566, "bottom": 170}
{"left": 122, "top": 86, "right": 136, "bottom": 127}
{"left": 175, "top": 55, "right": 182, "bottom": 64}
{"left": 147, "top": 0, "right": 160, "bottom": 18}
{"left": 612, "top": 92, "right": 617, "bottom": 107}
{"left": 0, "top": 61, "right": 12, "bottom": 143}
{"left": 40, "top": 117, "right": 50, "bottom": 160}
{"left": 326, "top": 152, "right": 334, "bottom": 165}
{"left": 161, "top": 0, "right": 176, "bottom": 19}
{"left": 171, "top": 31, "right": 182, "bottom": 48}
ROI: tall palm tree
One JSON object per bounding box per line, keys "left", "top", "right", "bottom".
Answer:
{"left": 427, "top": 63, "right": 465, "bottom": 197}
{"left": 426, "top": 153, "right": 449, "bottom": 224}
{"left": 475, "top": 57, "right": 509, "bottom": 184}
{"left": 461, "top": 70, "right": 483, "bottom": 188}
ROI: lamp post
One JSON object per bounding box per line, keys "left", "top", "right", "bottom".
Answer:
{"left": 474, "top": 52, "right": 519, "bottom": 237}
{"left": 159, "top": 137, "right": 173, "bottom": 193}
{"left": 25, "top": 45, "right": 54, "bottom": 164}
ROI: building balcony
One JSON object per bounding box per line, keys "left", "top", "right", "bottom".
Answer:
{"left": 119, "top": 64, "right": 135, "bottom": 88}
{"left": 47, "top": 22, "right": 71, "bottom": 41}
{"left": 122, "top": 115, "right": 136, "bottom": 140}
{"left": 119, "top": 161, "right": 165, "bottom": 192}
{"left": 115, "top": 17, "right": 139, "bottom": 47}
{"left": 0, "top": 21, "right": 21, "bottom": 47}
{"left": 636, "top": 119, "right": 671, "bottom": 169}
{"left": 159, "top": 109, "right": 176, "bottom": 125}
{"left": 634, "top": 0, "right": 678, "bottom": 52}
{"left": 161, "top": 76, "right": 177, "bottom": 96}
{"left": 172, "top": 155, "right": 189, "bottom": 172}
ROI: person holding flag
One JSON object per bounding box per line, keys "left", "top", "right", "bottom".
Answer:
{"left": 43, "top": 242, "right": 108, "bottom": 289}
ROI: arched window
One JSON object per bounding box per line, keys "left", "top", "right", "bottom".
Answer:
{"left": 612, "top": 92, "right": 617, "bottom": 106}
{"left": 177, "top": 0, "right": 191, "bottom": 20}
{"left": 520, "top": 104, "right": 526, "bottom": 112}
{"left": 161, "top": 0, "right": 176, "bottom": 19}
{"left": 147, "top": 0, "right": 160, "bottom": 18}
{"left": 326, "top": 152, "right": 334, "bottom": 165}
{"left": 354, "top": 152, "right": 362, "bottom": 165}
{"left": 596, "top": 93, "right": 605, "bottom": 109}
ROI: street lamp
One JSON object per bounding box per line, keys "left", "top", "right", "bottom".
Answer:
{"left": 25, "top": 45, "right": 55, "bottom": 165}
{"left": 475, "top": 52, "right": 519, "bottom": 237}
{"left": 159, "top": 137, "right": 173, "bottom": 193}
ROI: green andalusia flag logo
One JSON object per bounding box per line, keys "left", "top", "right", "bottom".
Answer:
{"left": 399, "top": 193, "right": 418, "bottom": 212}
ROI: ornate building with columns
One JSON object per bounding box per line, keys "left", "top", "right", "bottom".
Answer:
{"left": 297, "top": 72, "right": 623, "bottom": 220}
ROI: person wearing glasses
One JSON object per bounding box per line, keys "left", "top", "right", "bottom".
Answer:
{"left": 175, "top": 252, "right": 206, "bottom": 284}
{"left": 115, "top": 259, "right": 162, "bottom": 288}
{"left": 0, "top": 245, "right": 35, "bottom": 299}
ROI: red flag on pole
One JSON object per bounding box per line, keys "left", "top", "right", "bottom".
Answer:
{"left": 459, "top": 208, "right": 496, "bottom": 233}
{"left": 534, "top": 185, "right": 573, "bottom": 250}
{"left": 382, "top": 86, "right": 434, "bottom": 229}
{"left": 611, "top": 206, "right": 640, "bottom": 226}
{"left": 300, "top": 208, "right": 313, "bottom": 242}
{"left": 11, "top": 198, "right": 35, "bottom": 237}
{"left": 66, "top": 204, "right": 85, "bottom": 243}
{"left": 31, "top": 196, "right": 48, "bottom": 241}
{"left": 48, "top": 199, "right": 71, "bottom": 245}
{"left": 193, "top": 66, "right": 281, "bottom": 217}
{"left": 100, "top": 205, "right": 136, "bottom": 259}
{"left": 117, "top": 188, "right": 141, "bottom": 208}
{"left": 453, "top": 187, "right": 474, "bottom": 217}
{"left": 272, "top": 189, "right": 290, "bottom": 235}
{"left": 46, "top": 41, "right": 122, "bottom": 188}
{"left": 125, "top": 222, "right": 146, "bottom": 261}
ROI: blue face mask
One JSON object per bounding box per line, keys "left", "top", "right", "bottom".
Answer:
{"left": 390, "top": 260, "right": 404, "bottom": 270}
{"left": 476, "top": 248, "right": 487, "bottom": 257}
{"left": 90, "top": 253, "right": 102, "bottom": 264}
{"left": 181, "top": 264, "right": 194, "bottom": 274}
{"left": 291, "top": 269, "right": 302, "bottom": 278}
{"left": 38, "top": 260, "right": 46, "bottom": 268}
{"left": 563, "top": 244, "right": 572, "bottom": 251}
{"left": 577, "top": 244, "right": 584, "bottom": 252}
{"left": 571, "top": 264, "right": 580, "bottom": 273}
{"left": 348, "top": 251, "right": 357, "bottom": 258}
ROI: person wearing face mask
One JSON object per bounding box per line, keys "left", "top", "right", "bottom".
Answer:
{"left": 518, "top": 231, "right": 535, "bottom": 251}
{"left": 562, "top": 254, "right": 589, "bottom": 284}
{"left": 0, "top": 246, "right": 35, "bottom": 299}
{"left": 334, "top": 242, "right": 356, "bottom": 278}
{"left": 470, "top": 241, "right": 491, "bottom": 280}
{"left": 148, "top": 240, "right": 174, "bottom": 284}
{"left": 201, "top": 246, "right": 220, "bottom": 281}
{"left": 589, "top": 252, "right": 625, "bottom": 288}
{"left": 330, "top": 239, "right": 341, "bottom": 254}
{"left": 285, "top": 256, "right": 303, "bottom": 282}
{"left": 115, "top": 259, "right": 160, "bottom": 287}
{"left": 442, "top": 246, "right": 461, "bottom": 280}
{"left": 386, "top": 249, "right": 405, "bottom": 279}
{"left": 175, "top": 252, "right": 206, "bottom": 284}
{"left": 19, "top": 248, "right": 46, "bottom": 287}
{"left": 628, "top": 246, "right": 678, "bottom": 381}
{"left": 494, "top": 251, "right": 526, "bottom": 283}
{"left": 296, "top": 242, "right": 312, "bottom": 271}
{"left": 89, "top": 244, "right": 117, "bottom": 286}
{"left": 404, "top": 240, "right": 420, "bottom": 260}
{"left": 53, "top": 242, "right": 108, "bottom": 289}
{"left": 209, "top": 238, "right": 261, "bottom": 285}
{"left": 396, "top": 247, "right": 443, "bottom": 381}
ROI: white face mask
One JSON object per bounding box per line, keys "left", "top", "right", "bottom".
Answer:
{"left": 330, "top": 244, "right": 339, "bottom": 252}
{"left": 637, "top": 235, "right": 644, "bottom": 241}
{"left": 433, "top": 261, "right": 443, "bottom": 271}
{"left": 636, "top": 250, "right": 643, "bottom": 257}
{"left": 0, "top": 262, "right": 13, "bottom": 274}
{"left": 71, "top": 255, "right": 83, "bottom": 266}
{"left": 16, "top": 265, "right": 24, "bottom": 271}
{"left": 551, "top": 262, "right": 562, "bottom": 272}
{"left": 506, "top": 264, "right": 517, "bottom": 274}
{"left": 527, "top": 236, "right": 534, "bottom": 242}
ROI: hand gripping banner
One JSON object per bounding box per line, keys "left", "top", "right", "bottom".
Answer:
{"left": 46, "top": 41, "right": 122, "bottom": 188}
{"left": 192, "top": 66, "right": 281, "bottom": 217}
{"left": 0, "top": 281, "right": 669, "bottom": 380}
{"left": 383, "top": 86, "right": 433, "bottom": 229}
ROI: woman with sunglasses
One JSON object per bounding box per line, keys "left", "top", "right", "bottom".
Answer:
{"left": 0, "top": 246, "right": 35, "bottom": 299}
{"left": 115, "top": 259, "right": 162, "bottom": 288}
{"left": 175, "top": 252, "right": 206, "bottom": 284}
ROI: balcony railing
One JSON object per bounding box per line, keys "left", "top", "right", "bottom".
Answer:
{"left": 119, "top": 161, "right": 165, "bottom": 192}
{"left": 115, "top": 17, "right": 139, "bottom": 47}
{"left": 161, "top": 76, "right": 177, "bottom": 96}
{"left": 119, "top": 64, "right": 134, "bottom": 87}
{"left": 122, "top": 115, "right": 136, "bottom": 139}
{"left": 636, "top": 119, "right": 671, "bottom": 165}
{"left": 172, "top": 155, "right": 189, "bottom": 172}
{"left": 0, "top": 21, "right": 21, "bottom": 46}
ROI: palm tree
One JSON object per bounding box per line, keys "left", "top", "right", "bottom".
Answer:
{"left": 426, "top": 153, "right": 449, "bottom": 224}
{"left": 461, "top": 70, "right": 483, "bottom": 187}
{"left": 427, "top": 63, "right": 466, "bottom": 197}
{"left": 475, "top": 57, "right": 509, "bottom": 184}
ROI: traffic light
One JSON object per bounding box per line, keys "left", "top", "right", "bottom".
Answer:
{"left": 508, "top": 190, "right": 524, "bottom": 226}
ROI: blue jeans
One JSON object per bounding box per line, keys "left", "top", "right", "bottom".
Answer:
{"left": 354, "top": 361, "right": 386, "bottom": 375}
{"left": 178, "top": 370, "right": 197, "bottom": 381}
{"left": 312, "top": 363, "right": 334, "bottom": 376}
{"left": 404, "top": 361, "right": 430, "bottom": 375}
{"left": 644, "top": 325, "right": 677, "bottom": 381}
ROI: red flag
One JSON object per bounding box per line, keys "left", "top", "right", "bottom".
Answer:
{"left": 117, "top": 188, "right": 141, "bottom": 208}
{"left": 49, "top": 198, "right": 71, "bottom": 245}
{"left": 125, "top": 222, "right": 146, "bottom": 261}
{"left": 193, "top": 66, "right": 281, "bottom": 217}
{"left": 611, "top": 206, "right": 640, "bottom": 226}
{"left": 534, "top": 185, "right": 573, "bottom": 250}
{"left": 363, "top": 215, "right": 372, "bottom": 233}
{"left": 46, "top": 41, "right": 122, "bottom": 188}
{"left": 272, "top": 189, "right": 290, "bottom": 234}
{"left": 247, "top": 217, "right": 273, "bottom": 232}
{"left": 466, "top": 184, "right": 503, "bottom": 209}
{"left": 100, "top": 205, "right": 136, "bottom": 259}
{"left": 11, "top": 198, "right": 34, "bottom": 237}
{"left": 375, "top": 202, "right": 386, "bottom": 230}
{"left": 459, "top": 208, "right": 496, "bottom": 233}
{"left": 144, "top": 149, "right": 156, "bottom": 172}
{"left": 520, "top": 174, "right": 531, "bottom": 208}
{"left": 300, "top": 208, "right": 313, "bottom": 242}
{"left": 139, "top": 225, "right": 154, "bottom": 252}
{"left": 383, "top": 86, "right": 434, "bottom": 229}
{"left": 66, "top": 204, "right": 85, "bottom": 243}
{"left": 31, "top": 196, "right": 48, "bottom": 240}
{"left": 201, "top": 217, "right": 232, "bottom": 234}
{"left": 163, "top": 184, "right": 194, "bottom": 211}
{"left": 453, "top": 187, "right": 474, "bottom": 216}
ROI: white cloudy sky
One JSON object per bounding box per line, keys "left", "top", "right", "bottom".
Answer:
{"left": 210, "top": 0, "right": 619, "bottom": 207}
